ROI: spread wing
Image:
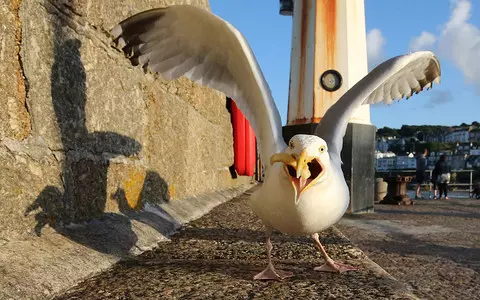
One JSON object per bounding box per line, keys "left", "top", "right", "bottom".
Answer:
{"left": 314, "top": 51, "right": 441, "bottom": 164}
{"left": 111, "top": 5, "right": 285, "bottom": 164}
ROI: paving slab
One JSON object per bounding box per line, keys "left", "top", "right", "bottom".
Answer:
{"left": 337, "top": 197, "right": 480, "bottom": 300}
{"left": 53, "top": 186, "right": 417, "bottom": 300}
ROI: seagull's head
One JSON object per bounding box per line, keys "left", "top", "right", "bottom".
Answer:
{"left": 270, "top": 134, "right": 329, "bottom": 204}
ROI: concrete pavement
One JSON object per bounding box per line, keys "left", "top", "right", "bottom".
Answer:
{"left": 337, "top": 197, "right": 480, "bottom": 300}
{"left": 53, "top": 186, "right": 417, "bottom": 300}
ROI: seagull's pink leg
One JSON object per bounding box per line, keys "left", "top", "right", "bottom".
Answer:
{"left": 253, "top": 227, "right": 294, "bottom": 280}
{"left": 311, "top": 232, "right": 359, "bottom": 273}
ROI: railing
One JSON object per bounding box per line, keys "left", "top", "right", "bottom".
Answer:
{"left": 375, "top": 169, "right": 476, "bottom": 194}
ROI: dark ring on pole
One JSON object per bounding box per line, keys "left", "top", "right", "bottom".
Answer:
{"left": 320, "top": 69, "right": 343, "bottom": 92}
{"left": 279, "top": 0, "right": 294, "bottom": 16}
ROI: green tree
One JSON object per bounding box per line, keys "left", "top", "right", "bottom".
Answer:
{"left": 377, "top": 126, "right": 399, "bottom": 137}
{"left": 399, "top": 125, "right": 416, "bottom": 137}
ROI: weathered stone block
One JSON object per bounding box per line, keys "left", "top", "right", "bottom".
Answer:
{"left": 0, "top": 1, "right": 31, "bottom": 141}
{"left": 0, "top": 143, "right": 62, "bottom": 240}
{"left": 143, "top": 85, "right": 238, "bottom": 199}
{"left": 1, "top": 0, "right": 253, "bottom": 240}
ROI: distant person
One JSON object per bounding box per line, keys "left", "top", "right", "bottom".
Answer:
{"left": 433, "top": 155, "right": 451, "bottom": 199}
{"left": 471, "top": 181, "right": 480, "bottom": 199}
{"left": 415, "top": 148, "right": 428, "bottom": 199}
{"left": 430, "top": 167, "right": 439, "bottom": 199}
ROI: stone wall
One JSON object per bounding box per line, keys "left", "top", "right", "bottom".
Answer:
{"left": 0, "top": 0, "right": 252, "bottom": 240}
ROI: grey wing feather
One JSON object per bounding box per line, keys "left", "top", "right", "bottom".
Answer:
{"left": 314, "top": 51, "right": 441, "bottom": 165}
{"left": 111, "top": 5, "right": 286, "bottom": 164}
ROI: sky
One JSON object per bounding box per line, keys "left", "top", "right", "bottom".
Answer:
{"left": 209, "top": 0, "right": 480, "bottom": 129}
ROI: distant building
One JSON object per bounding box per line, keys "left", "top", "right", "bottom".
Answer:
{"left": 431, "top": 150, "right": 454, "bottom": 156}
{"left": 449, "top": 155, "right": 467, "bottom": 170}
{"left": 376, "top": 138, "right": 389, "bottom": 152}
{"left": 445, "top": 129, "right": 469, "bottom": 143}
{"left": 388, "top": 137, "right": 407, "bottom": 152}
{"left": 470, "top": 146, "right": 480, "bottom": 156}
{"left": 466, "top": 156, "right": 480, "bottom": 168}
{"left": 470, "top": 129, "right": 480, "bottom": 142}
{"left": 396, "top": 153, "right": 416, "bottom": 170}
{"left": 375, "top": 151, "right": 396, "bottom": 159}
{"left": 376, "top": 153, "right": 416, "bottom": 171}
{"left": 466, "top": 146, "right": 480, "bottom": 168}
{"left": 455, "top": 142, "right": 472, "bottom": 155}
{"left": 375, "top": 157, "right": 396, "bottom": 171}
{"left": 375, "top": 151, "right": 397, "bottom": 171}
{"left": 375, "top": 125, "right": 480, "bottom": 171}
{"left": 425, "top": 133, "right": 444, "bottom": 143}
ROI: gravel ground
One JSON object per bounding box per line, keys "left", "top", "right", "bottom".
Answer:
{"left": 53, "top": 186, "right": 415, "bottom": 300}
{"left": 337, "top": 197, "right": 480, "bottom": 300}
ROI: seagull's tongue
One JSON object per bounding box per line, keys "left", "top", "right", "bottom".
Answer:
{"left": 293, "top": 168, "right": 312, "bottom": 193}
{"left": 299, "top": 176, "right": 307, "bottom": 191}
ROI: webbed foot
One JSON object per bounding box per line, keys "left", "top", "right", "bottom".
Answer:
{"left": 254, "top": 264, "right": 294, "bottom": 280}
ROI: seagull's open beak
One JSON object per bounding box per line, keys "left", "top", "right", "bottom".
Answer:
{"left": 271, "top": 150, "right": 326, "bottom": 204}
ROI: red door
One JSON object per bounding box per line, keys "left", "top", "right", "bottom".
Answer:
{"left": 230, "top": 99, "right": 256, "bottom": 176}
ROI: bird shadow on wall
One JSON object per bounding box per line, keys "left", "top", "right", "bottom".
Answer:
{"left": 23, "top": 4, "right": 175, "bottom": 256}
{"left": 111, "top": 171, "right": 180, "bottom": 236}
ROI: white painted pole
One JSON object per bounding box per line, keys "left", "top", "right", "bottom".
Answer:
{"left": 286, "top": 0, "right": 371, "bottom": 126}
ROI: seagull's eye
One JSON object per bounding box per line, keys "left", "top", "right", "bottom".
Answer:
{"left": 319, "top": 146, "right": 326, "bottom": 153}
{"left": 289, "top": 141, "right": 294, "bottom": 148}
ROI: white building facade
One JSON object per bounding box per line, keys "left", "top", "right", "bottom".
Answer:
{"left": 445, "top": 130, "right": 469, "bottom": 143}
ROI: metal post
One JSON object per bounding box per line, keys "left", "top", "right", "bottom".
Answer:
{"left": 470, "top": 169, "right": 473, "bottom": 196}
{"left": 280, "top": 0, "right": 376, "bottom": 213}
{"left": 429, "top": 169, "right": 432, "bottom": 193}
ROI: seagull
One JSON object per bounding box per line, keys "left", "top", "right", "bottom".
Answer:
{"left": 111, "top": 5, "right": 441, "bottom": 280}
